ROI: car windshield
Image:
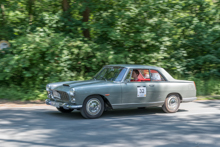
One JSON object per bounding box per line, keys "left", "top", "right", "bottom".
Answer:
{"left": 94, "top": 67, "right": 127, "bottom": 81}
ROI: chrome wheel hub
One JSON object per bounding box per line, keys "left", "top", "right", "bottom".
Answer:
{"left": 167, "top": 96, "right": 179, "bottom": 110}
{"left": 86, "top": 98, "right": 101, "bottom": 115}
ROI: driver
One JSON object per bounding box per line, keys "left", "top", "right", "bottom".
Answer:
{"left": 131, "top": 69, "right": 141, "bottom": 82}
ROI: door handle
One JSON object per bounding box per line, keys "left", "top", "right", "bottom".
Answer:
{"left": 149, "top": 85, "right": 154, "bottom": 87}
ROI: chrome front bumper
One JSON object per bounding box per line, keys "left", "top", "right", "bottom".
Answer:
{"left": 45, "top": 99, "right": 82, "bottom": 109}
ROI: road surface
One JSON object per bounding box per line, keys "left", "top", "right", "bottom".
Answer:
{"left": 0, "top": 100, "right": 220, "bottom": 147}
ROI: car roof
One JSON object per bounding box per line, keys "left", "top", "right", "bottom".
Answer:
{"left": 105, "top": 64, "right": 162, "bottom": 69}
{"left": 104, "top": 64, "right": 175, "bottom": 81}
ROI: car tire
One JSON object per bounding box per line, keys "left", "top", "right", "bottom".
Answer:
{"left": 80, "top": 95, "right": 104, "bottom": 119}
{"left": 57, "top": 107, "right": 74, "bottom": 113}
{"left": 162, "top": 94, "right": 180, "bottom": 113}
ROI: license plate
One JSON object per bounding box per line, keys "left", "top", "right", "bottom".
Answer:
{"left": 53, "top": 90, "right": 61, "bottom": 99}
{"left": 50, "top": 101, "right": 60, "bottom": 107}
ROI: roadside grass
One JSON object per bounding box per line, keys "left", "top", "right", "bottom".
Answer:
{"left": 192, "top": 78, "right": 220, "bottom": 96}
{"left": 0, "top": 86, "right": 47, "bottom": 101}
{"left": 197, "top": 95, "right": 220, "bottom": 100}
{"left": 172, "top": 76, "right": 220, "bottom": 96}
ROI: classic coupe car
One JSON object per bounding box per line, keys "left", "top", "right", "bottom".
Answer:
{"left": 45, "top": 64, "right": 197, "bottom": 118}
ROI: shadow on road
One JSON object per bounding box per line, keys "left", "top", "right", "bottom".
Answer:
{"left": 196, "top": 100, "right": 220, "bottom": 109}
{"left": 102, "top": 107, "right": 188, "bottom": 118}
{"left": 43, "top": 107, "right": 188, "bottom": 119}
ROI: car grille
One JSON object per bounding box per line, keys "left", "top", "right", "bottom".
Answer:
{"left": 53, "top": 90, "right": 70, "bottom": 102}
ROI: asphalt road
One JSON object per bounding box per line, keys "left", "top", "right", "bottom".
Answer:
{"left": 0, "top": 100, "right": 220, "bottom": 147}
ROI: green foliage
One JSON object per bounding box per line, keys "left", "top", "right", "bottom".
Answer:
{"left": 0, "top": 85, "right": 46, "bottom": 101}
{"left": 0, "top": 0, "right": 220, "bottom": 99}
{"left": 185, "top": 77, "right": 220, "bottom": 96}
{"left": 0, "top": 28, "right": 102, "bottom": 89}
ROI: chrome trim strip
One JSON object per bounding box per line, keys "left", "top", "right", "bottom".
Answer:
{"left": 182, "top": 97, "right": 197, "bottom": 102}
{"left": 112, "top": 101, "right": 164, "bottom": 106}
{"left": 45, "top": 99, "right": 82, "bottom": 109}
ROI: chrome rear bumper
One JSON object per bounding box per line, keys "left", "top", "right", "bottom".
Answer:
{"left": 45, "top": 99, "right": 82, "bottom": 109}
{"left": 181, "top": 97, "right": 197, "bottom": 103}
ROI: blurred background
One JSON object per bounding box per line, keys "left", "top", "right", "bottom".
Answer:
{"left": 0, "top": 0, "right": 219, "bottom": 101}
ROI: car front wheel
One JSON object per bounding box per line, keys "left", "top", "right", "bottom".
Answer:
{"left": 80, "top": 95, "right": 104, "bottom": 119}
{"left": 162, "top": 94, "right": 180, "bottom": 113}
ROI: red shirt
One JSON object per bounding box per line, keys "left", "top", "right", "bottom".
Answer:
{"left": 131, "top": 78, "right": 151, "bottom": 82}
{"left": 131, "top": 79, "right": 142, "bottom": 82}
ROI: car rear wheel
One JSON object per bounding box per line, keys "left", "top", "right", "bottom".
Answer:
{"left": 80, "top": 95, "right": 104, "bottom": 119}
{"left": 57, "top": 107, "right": 74, "bottom": 113}
{"left": 162, "top": 94, "right": 180, "bottom": 113}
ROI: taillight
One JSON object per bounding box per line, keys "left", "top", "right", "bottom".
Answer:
{"left": 194, "top": 81, "right": 196, "bottom": 89}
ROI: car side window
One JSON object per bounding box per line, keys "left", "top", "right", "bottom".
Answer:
{"left": 139, "top": 69, "right": 150, "bottom": 79}
{"left": 150, "top": 70, "right": 165, "bottom": 81}
{"left": 115, "top": 68, "right": 127, "bottom": 81}
{"left": 125, "top": 69, "right": 132, "bottom": 81}
{"left": 129, "top": 69, "right": 151, "bottom": 82}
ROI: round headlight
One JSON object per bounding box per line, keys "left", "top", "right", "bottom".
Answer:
{"left": 46, "top": 84, "right": 51, "bottom": 91}
{"left": 70, "top": 88, "right": 75, "bottom": 96}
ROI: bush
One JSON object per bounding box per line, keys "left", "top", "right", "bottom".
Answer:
{"left": 0, "top": 28, "right": 101, "bottom": 90}
{"left": 1, "top": 0, "right": 220, "bottom": 100}
{"left": 0, "top": 85, "right": 46, "bottom": 101}
{"left": 181, "top": 77, "right": 220, "bottom": 96}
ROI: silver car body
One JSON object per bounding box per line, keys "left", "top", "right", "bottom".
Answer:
{"left": 45, "top": 64, "right": 197, "bottom": 109}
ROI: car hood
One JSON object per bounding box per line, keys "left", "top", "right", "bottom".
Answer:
{"left": 62, "top": 80, "right": 105, "bottom": 88}
{"left": 51, "top": 80, "right": 107, "bottom": 90}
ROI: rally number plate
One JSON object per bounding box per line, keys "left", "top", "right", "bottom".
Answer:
{"left": 137, "top": 86, "right": 147, "bottom": 97}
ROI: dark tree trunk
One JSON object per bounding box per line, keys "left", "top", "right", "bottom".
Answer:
{"left": 27, "top": 0, "right": 35, "bottom": 24}
{"left": 1, "top": 4, "right": 5, "bottom": 25}
{"left": 62, "top": 0, "right": 70, "bottom": 12}
{"left": 82, "top": 7, "right": 90, "bottom": 39}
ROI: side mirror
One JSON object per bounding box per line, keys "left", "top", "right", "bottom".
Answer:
{"left": 124, "top": 79, "right": 130, "bottom": 84}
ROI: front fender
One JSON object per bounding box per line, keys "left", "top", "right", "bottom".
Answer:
{"left": 74, "top": 83, "right": 122, "bottom": 105}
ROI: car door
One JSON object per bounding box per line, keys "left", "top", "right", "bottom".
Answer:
{"left": 145, "top": 69, "right": 168, "bottom": 102}
{"left": 121, "top": 69, "right": 151, "bottom": 104}
{"left": 122, "top": 82, "right": 149, "bottom": 104}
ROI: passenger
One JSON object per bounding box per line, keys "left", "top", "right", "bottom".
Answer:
{"left": 151, "top": 73, "right": 161, "bottom": 81}
{"left": 143, "top": 70, "right": 150, "bottom": 78}
{"left": 131, "top": 69, "right": 142, "bottom": 82}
